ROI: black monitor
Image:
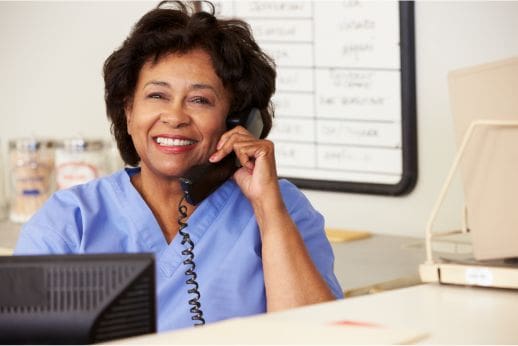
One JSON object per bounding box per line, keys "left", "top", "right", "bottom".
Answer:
{"left": 0, "top": 253, "right": 156, "bottom": 344}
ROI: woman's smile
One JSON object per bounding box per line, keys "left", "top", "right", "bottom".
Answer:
{"left": 153, "top": 135, "right": 198, "bottom": 153}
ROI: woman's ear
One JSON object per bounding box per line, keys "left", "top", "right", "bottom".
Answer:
{"left": 124, "top": 99, "right": 133, "bottom": 135}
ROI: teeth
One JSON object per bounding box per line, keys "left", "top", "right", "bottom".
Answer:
{"left": 156, "top": 137, "right": 195, "bottom": 147}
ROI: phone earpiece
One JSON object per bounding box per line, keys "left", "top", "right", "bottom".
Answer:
{"left": 180, "top": 107, "right": 264, "bottom": 206}
{"left": 226, "top": 116, "right": 241, "bottom": 129}
{"left": 243, "top": 108, "right": 263, "bottom": 138}
{"left": 226, "top": 108, "right": 263, "bottom": 137}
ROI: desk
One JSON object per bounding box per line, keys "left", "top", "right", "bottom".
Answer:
{"left": 113, "top": 283, "right": 518, "bottom": 344}
{"left": 331, "top": 233, "right": 425, "bottom": 296}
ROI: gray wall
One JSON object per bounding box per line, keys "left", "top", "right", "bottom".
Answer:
{"left": 1, "top": 1, "right": 517, "bottom": 236}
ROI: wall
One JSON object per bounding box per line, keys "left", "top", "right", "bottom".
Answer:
{"left": 1, "top": 1, "right": 517, "bottom": 237}
{"left": 307, "top": 1, "right": 518, "bottom": 236}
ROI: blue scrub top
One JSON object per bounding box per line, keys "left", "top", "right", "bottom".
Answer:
{"left": 15, "top": 168, "right": 343, "bottom": 331}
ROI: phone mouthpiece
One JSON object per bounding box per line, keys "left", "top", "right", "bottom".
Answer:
{"left": 180, "top": 155, "right": 237, "bottom": 206}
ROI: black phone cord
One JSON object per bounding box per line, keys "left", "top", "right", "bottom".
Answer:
{"left": 177, "top": 196, "right": 205, "bottom": 326}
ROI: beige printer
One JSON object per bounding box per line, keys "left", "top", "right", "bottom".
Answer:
{"left": 449, "top": 57, "right": 518, "bottom": 261}
{"left": 420, "top": 57, "right": 518, "bottom": 289}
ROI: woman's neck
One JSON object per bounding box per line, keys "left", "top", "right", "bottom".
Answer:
{"left": 131, "top": 169, "right": 195, "bottom": 243}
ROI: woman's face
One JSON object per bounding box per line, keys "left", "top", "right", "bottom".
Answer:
{"left": 126, "top": 48, "right": 231, "bottom": 180}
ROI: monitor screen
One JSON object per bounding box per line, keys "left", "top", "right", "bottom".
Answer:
{"left": 0, "top": 253, "right": 156, "bottom": 344}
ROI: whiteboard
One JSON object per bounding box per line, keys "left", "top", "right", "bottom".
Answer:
{"left": 212, "top": 1, "right": 417, "bottom": 195}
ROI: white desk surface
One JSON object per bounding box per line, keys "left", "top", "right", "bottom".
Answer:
{"left": 114, "top": 283, "right": 518, "bottom": 345}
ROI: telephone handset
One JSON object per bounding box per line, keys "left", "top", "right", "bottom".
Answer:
{"left": 176, "top": 108, "right": 263, "bottom": 327}
{"left": 179, "top": 108, "right": 264, "bottom": 206}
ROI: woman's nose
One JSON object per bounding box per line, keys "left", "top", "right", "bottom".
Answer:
{"left": 159, "top": 106, "right": 191, "bottom": 128}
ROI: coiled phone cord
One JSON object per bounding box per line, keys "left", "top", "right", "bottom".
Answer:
{"left": 177, "top": 196, "right": 205, "bottom": 326}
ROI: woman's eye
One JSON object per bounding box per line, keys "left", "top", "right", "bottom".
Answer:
{"left": 147, "top": 93, "right": 166, "bottom": 100}
{"left": 191, "top": 96, "right": 211, "bottom": 105}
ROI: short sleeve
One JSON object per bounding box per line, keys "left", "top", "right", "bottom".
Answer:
{"left": 279, "top": 180, "right": 344, "bottom": 299}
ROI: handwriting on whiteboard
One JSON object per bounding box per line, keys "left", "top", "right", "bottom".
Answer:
{"left": 212, "top": 0, "right": 403, "bottom": 185}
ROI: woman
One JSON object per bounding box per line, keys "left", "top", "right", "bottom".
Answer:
{"left": 15, "top": 1, "right": 343, "bottom": 332}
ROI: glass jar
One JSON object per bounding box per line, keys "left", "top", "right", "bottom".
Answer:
{"left": 0, "top": 139, "right": 7, "bottom": 221}
{"left": 105, "top": 139, "right": 125, "bottom": 173}
{"left": 54, "top": 138, "right": 108, "bottom": 190}
{"left": 9, "top": 138, "right": 55, "bottom": 223}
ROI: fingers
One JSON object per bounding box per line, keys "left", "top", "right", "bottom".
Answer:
{"left": 216, "top": 125, "right": 253, "bottom": 151}
{"left": 209, "top": 126, "right": 274, "bottom": 170}
{"left": 209, "top": 129, "right": 251, "bottom": 164}
{"left": 234, "top": 142, "right": 267, "bottom": 171}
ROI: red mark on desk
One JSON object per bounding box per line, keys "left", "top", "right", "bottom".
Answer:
{"left": 331, "top": 320, "right": 382, "bottom": 328}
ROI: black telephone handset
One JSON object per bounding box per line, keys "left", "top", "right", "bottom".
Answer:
{"left": 179, "top": 108, "right": 264, "bottom": 206}
{"left": 176, "top": 108, "right": 263, "bottom": 327}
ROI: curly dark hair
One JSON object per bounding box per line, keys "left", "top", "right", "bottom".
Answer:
{"left": 103, "top": 1, "right": 276, "bottom": 166}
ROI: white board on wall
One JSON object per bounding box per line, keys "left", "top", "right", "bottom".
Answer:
{"left": 212, "top": 0, "right": 417, "bottom": 195}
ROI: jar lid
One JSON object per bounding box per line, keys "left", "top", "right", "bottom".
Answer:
{"left": 59, "top": 138, "right": 105, "bottom": 151}
{"left": 9, "top": 138, "right": 56, "bottom": 151}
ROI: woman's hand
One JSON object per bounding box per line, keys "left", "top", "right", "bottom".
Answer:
{"left": 210, "top": 125, "right": 336, "bottom": 310}
{"left": 209, "top": 125, "right": 281, "bottom": 206}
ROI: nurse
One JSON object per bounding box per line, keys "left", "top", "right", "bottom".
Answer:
{"left": 15, "top": 1, "right": 343, "bottom": 332}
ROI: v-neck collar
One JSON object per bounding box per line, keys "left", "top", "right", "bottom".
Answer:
{"left": 112, "top": 167, "right": 238, "bottom": 276}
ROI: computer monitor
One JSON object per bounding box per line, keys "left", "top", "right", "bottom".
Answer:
{"left": 0, "top": 253, "right": 156, "bottom": 344}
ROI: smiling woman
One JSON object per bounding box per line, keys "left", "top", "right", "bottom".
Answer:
{"left": 14, "top": 0, "right": 343, "bottom": 333}
{"left": 125, "top": 49, "right": 230, "bottom": 183}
